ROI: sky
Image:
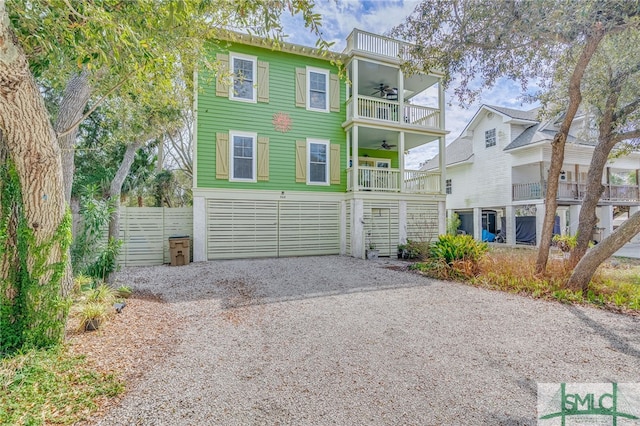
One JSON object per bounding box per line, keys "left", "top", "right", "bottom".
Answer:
{"left": 281, "top": 0, "right": 537, "bottom": 169}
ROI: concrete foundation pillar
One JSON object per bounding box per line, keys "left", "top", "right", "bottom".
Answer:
{"left": 193, "top": 196, "right": 206, "bottom": 262}
{"left": 599, "top": 205, "right": 614, "bottom": 240}
{"left": 438, "top": 201, "right": 446, "bottom": 236}
{"left": 505, "top": 205, "right": 516, "bottom": 245}
{"left": 353, "top": 199, "right": 365, "bottom": 259}
{"left": 473, "top": 207, "right": 482, "bottom": 241}
{"left": 399, "top": 201, "right": 407, "bottom": 244}
{"left": 557, "top": 208, "right": 568, "bottom": 236}
{"left": 535, "top": 203, "right": 545, "bottom": 247}
{"left": 569, "top": 204, "right": 581, "bottom": 236}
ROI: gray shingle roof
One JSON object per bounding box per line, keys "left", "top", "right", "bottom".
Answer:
{"left": 504, "top": 124, "right": 585, "bottom": 151}
{"left": 422, "top": 137, "right": 473, "bottom": 170}
{"left": 486, "top": 105, "right": 539, "bottom": 122}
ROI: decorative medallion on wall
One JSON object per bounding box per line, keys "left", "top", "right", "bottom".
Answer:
{"left": 272, "top": 112, "right": 292, "bottom": 133}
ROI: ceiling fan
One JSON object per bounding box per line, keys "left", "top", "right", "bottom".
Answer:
{"left": 381, "top": 140, "right": 397, "bottom": 150}
{"left": 371, "top": 83, "right": 398, "bottom": 98}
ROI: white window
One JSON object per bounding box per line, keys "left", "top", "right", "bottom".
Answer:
{"left": 230, "top": 131, "right": 257, "bottom": 182}
{"left": 307, "top": 139, "right": 329, "bottom": 185}
{"left": 307, "top": 68, "right": 329, "bottom": 112}
{"left": 230, "top": 53, "right": 257, "bottom": 102}
{"left": 485, "top": 128, "right": 496, "bottom": 147}
{"left": 445, "top": 179, "right": 452, "bottom": 194}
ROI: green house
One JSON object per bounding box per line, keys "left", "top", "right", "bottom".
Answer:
{"left": 193, "top": 29, "right": 448, "bottom": 260}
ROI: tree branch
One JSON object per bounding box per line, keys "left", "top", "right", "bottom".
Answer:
{"left": 613, "top": 128, "right": 640, "bottom": 143}
{"left": 55, "top": 70, "right": 134, "bottom": 139}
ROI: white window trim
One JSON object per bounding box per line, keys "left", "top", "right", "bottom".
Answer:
{"left": 229, "top": 52, "right": 257, "bottom": 103}
{"left": 306, "top": 67, "right": 329, "bottom": 113}
{"left": 229, "top": 130, "right": 257, "bottom": 182}
{"left": 485, "top": 128, "right": 496, "bottom": 147}
{"left": 307, "top": 138, "right": 330, "bottom": 185}
{"left": 445, "top": 179, "right": 452, "bottom": 194}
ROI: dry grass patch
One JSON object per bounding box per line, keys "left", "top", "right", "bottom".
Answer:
{"left": 413, "top": 246, "right": 640, "bottom": 313}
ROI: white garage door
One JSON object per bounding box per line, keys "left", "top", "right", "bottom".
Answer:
{"left": 207, "top": 199, "right": 340, "bottom": 260}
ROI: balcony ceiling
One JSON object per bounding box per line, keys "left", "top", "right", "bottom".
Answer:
{"left": 356, "top": 127, "right": 438, "bottom": 151}
{"left": 357, "top": 61, "right": 439, "bottom": 98}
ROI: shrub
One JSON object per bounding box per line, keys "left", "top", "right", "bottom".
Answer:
{"left": 446, "top": 212, "right": 461, "bottom": 235}
{"left": 552, "top": 234, "right": 577, "bottom": 253}
{"left": 429, "top": 234, "right": 488, "bottom": 264}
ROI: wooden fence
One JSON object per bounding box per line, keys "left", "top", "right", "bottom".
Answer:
{"left": 77, "top": 207, "right": 193, "bottom": 267}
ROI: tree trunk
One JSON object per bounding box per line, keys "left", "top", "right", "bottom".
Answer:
{"left": 569, "top": 116, "right": 617, "bottom": 268}
{"left": 106, "top": 140, "right": 144, "bottom": 281}
{"left": 567, "top": 210, "right": 640, "bottom": 291}
{"left": 0, "top": 4, "right": 71, "bottom": 351}
{"left": 535, "top": 29, "right": 605, "bottom": 274}
{"left": 54, "top": 70, "right": 92, "bottom": 204}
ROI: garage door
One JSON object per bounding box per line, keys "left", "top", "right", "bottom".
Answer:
{"left": 207, "top": 199, "right": 340, "bottom": 260}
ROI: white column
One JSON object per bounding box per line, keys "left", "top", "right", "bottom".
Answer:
{"left": 353, "top": 126, "right": 359, "bottom": 192}
{"left": 399, "top": 132, "right": 405, "bottom": 192}
{"left": 352, "top": 59, "right": 359, "bottom": 119}
{"left": 192, "top": 196, "right": 206, "bottom": 262}
{"left": 473, "top": 207, "right": 482, "bottom": 241}
{"left": 439, "top": 136, "right": 446, "bottom": 195}
{"left": 438, "top": 82, "right": 445, "bottom": 130}
{"left": 506, "top": 205, "right": 516, "bottom": 245}
{"left": 535, "top": 203, "right": 546, "bottom": 247}
{"left": 569, "top": 204, "right": 581, "bottom": 236}
{"left": 557, "top": 208, "right": 568, "bottom": 236}
{"left": 399, "top": 200, "right": 407, "bottom": 244}
{"left": 353, "top": 198, "right": 365, "bottom": 259}
{"left": 438, "top": 201, "right": 446, "bottom": 235}
{"left": 599, "top": 205, "right": 614, "bottom": 240}
{"left": 398, "top": 68, "right": 404, "bottom": 125}
{"left": 346, "top": 130, "right": 352, "bottom": 190}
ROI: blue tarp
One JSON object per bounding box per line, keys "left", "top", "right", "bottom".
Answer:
{"left": 482, "top": 229, "right": 495, "bottom": 242}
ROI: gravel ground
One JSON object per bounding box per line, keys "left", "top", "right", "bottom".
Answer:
{"left": 100, "top": 255, "right": 640, "bottom": 425}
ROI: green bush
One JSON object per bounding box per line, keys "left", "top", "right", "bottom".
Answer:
{"left": 429, "top": 234, "right": 488, "bottom": 264}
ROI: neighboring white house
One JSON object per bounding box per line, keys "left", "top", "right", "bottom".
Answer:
{"left": 424, "top": 104, "right": 640, "bottom": 245}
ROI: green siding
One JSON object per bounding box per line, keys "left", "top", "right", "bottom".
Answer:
{"left": 197, "top": 43, "right": 346, "bottom": 192}
{"left": 358, "top": 149, "right": 399, "bottom": 168}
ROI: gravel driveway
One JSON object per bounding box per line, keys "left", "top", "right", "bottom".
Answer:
{"left": 101, "top": 255, "right": 640, "bottom": 425}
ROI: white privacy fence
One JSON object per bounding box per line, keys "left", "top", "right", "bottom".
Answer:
{"left": 76, "top": 207, "right": 193, "bottom": 267}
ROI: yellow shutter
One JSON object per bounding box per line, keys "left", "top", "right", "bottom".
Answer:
{"left": 295, "top": 68, "right": 306, "bottom": 108}
{"left": 330, "top": 144, "right": 340, "bottom": 184}
{"left": 257, "top": 61, "right": 269, "bottom": 103}
{"left": 295, "top": 140, "right": 307, "bottom": 183}
{"left": 216, "top": 133, "right": 229, "bottom": 179}
{"left": 257, "top": 136, "right": 269, "bottom": 181}
{"left": 330, "top": 74, "right": 340, "bottom": 112}
{"left": 216, "top": 53, "right": 229, "bottom": 97}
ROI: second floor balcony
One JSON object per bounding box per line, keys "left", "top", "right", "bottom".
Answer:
{"left": 347, "top": 167, "right": 440, "bottom": 194}
{"left": 347, "top": 96, "right": 441, "bottom": 130}
{"left": 513, "top": 181, "right": 640, "bottom": 203}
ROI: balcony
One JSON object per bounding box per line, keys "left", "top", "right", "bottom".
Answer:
{"left": 512, "top": 182, "right": 640, "bottom": 202}
{"left": 345, "top": 29, "right": 412, "bottom": 61}
{"left": 346, "top": 96, "right": 441, "bottom": 130}
{"left": 347, "top": 167, "right": 440, "bottom": 194}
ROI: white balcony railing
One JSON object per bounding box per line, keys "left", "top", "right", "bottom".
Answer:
{"left": 347, "top": 167, "right": 440, "bottom": 194}
{"left": 345, "top": 29, "right": 412, "bottom": 60}
{"left": 358, "top": 96, "right": 399, "bottom": 122}
{"left": 512, "top": 181, "right": 640, "bottom": 202}
{"left": 404, "top": 170, "right": 441, "bottom": 193}
{"left": 353, "top": 96, "right": 441, "bottom": 129}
